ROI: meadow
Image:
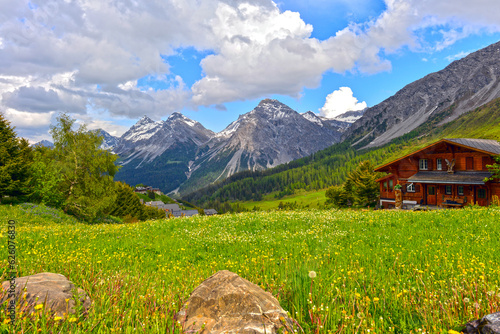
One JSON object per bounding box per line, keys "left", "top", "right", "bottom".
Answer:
{"left": 240, "top": 189, "right": 328, "bottom": 211}
{"left": 1, "top": 203, "right": 499, "bottom": 333}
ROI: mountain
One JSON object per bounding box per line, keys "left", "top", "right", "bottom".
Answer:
{"left": 112, "top": 113, "right": 214, "bottom": 192}
{"left": 177, "top": 99, "right": 342, "bottom": 194}
{"left": 345, "top": 40, "right": 500, "bottom": 148}
{"left": 98, "top": 129, "right": 119, "bottom": 150}
{"left": 109, "top": 100, "right": 344, "bottom": 195}
{"left": 184, "top": 96, "right": 500, "bottom": 210}
{"left": 32, "top": 139, "right": 54, "bottom": 148}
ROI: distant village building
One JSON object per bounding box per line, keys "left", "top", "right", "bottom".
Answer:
{"left": 134, "top": 186, "right": 162, "bottom": 195}
{"left": 204, "top": 209, "right": 218, "bottom": 216}
{"left": 144, "top": 200, "right": 218, "bottom": 218}
{"left": 375, "top": 138, "right": 500, "bottom": 209}
{"left": 172, "top": 209, "right": 199, "bottom": 218}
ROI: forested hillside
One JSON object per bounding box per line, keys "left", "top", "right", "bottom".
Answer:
{"left": 184, "top": 97, "right": 500, "bottom": 209}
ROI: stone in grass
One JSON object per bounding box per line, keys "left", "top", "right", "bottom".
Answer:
{"left": 176, "top": 270, "right": 298, "bottom": 334}
{"left": 463, "top": 312, "right": 500, "bottom": 334}
{"left": 0, "top": 272, "right": 91, "bottom": 317}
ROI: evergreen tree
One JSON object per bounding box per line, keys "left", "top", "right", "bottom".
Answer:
{"left": 0, "top": 113, "right": 31, "bottom": 202}
{"left": 347, "top": 161, "right": 381, "bottom": 206}
{"left": 325, "top": 161, "right": 381, "bottom": 208}
{"left": 107, "top": 182, "right": 165, "bottom": 221}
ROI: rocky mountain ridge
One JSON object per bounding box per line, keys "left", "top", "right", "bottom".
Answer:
{"left": 345, "top": 40, "right": 500, "bottom": 148}
{"left": 109, "top": 99, "right": 349, "bottom": 194}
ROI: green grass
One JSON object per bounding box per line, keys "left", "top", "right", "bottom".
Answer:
{"left": 135, "top": 192, "right": 176, "bottom": 204}
{"left": 240, "top": 189, "right": 327, "bottom": 211}
{"left": 1, "top": 204, "right": 500, "bottom": 333}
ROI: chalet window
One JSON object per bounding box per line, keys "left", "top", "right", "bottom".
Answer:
{"left": 482, "top": 157, "right": 489, "bottom": 170}
{"left": 478, "top": 189, "right": 486, "bottom": 199}
{"left": 436, "top": 158, "right": 442, "bottom": 170}
{"left": 458, "top": 186, "right": 464, "bottom": 196}
{"left": 419, "top": 159, "right": 428, "bottom": 170}
{"left": 389, "top": 179, "right": 393, "bottom": 190}
{"left": 383, "top": 181, "right": 388, "bottom": 191}
{"left": 466, "top": 157, "right": 474, "bottom": 170}
{"left": 407, "top": 183, "right": 415, "bottom": 192}
{"left": 428, "top": 186, "right": 435, "bottom": 195}
{"left": 445, "top": 185, "right": 452, "bottom": 195}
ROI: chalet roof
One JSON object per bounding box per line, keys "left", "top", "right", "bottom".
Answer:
{"left": 407, "top": 171, "right": 491, "bottom": 185}
{"left": 146, "top": 201, "right": 164, "bottom": 207}
{"left": 162, "top": 204, "right": 180, "bottom": 211}
{"left": 172, "top": 209, "right": 199, "bottom": 217}
{"left": 445, "top": 138, "right": 500, "bottom": 155}
{"left": 375, "top": 138, "right": 500, "bottom": 172}
{"left": 204, "top": 209, "right": 218, "bottom": 215}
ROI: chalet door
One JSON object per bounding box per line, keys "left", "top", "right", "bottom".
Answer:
{"left": 427, "top": 185, "right": 437, "bottom": 205}
{"left": 476, "top": 186, "right": 488, "bottom": 206}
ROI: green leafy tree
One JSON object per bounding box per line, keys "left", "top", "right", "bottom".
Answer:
{"left": 0, "top": 113, "right": 31, "bottom": 202}
{"left": 486, "top": 156, "right": 500, "bottom": 180}
{"left": 147, "top": 190, "right": 155, "bottom": 200}
{"left": 29, "top": 146, "right": 65, "bottom": 207}
{"left": 325, "top": 184, "right": 353, "bottom": 207}
{"left": 44, "top": 113, "right": 120, "bottom": 220}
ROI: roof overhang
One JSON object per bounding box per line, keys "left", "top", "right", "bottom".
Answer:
{"left": 407, "top": 171, "right": 492, "bottom": 185}
{"left": 374, "top": 138, "right": 500, "bottom": 172}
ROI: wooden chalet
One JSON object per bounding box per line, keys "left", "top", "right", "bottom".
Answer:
{"left": 374, "top": 138, "right": 500, "bottom": 209}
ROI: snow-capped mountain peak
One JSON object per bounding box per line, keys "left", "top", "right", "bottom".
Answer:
{"left": 252, "top": 99, "right": 295, "bottom": 119}
{"left": 122, "top": 116, "right": 163, "bottom": 142}
{"left": 302, "top": 111, "right": 324, "bottom": 127}
{"left": 167, "top": 112, "right": 197, "bottom": 127}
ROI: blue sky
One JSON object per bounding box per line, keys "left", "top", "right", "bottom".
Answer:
{"left": 1, "top": 0, "right": 500, "bottom": 141}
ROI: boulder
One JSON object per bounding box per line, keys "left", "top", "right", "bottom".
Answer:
{"left": 176, "top": 270, "right": 297, "bottom": 334}
{"left": 1, "top": 272, "right": 91, "bottom": 317}
{"left": 463, "top": 312, "right": 500, "bottom": 334}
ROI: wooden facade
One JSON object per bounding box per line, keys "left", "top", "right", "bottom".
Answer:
{"left": 374, "top": 138, "right": 500, "bottom": 209}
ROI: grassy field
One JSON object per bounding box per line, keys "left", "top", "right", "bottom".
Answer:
{"left": 240, "top": 189, "right": 327, "bottom": 211}
{"left": 1, "top": 204, "right": 500, "bottom": 333}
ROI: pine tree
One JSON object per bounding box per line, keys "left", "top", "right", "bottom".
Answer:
{"left": 0, "top": 113, "right": 31, "bottom": 202}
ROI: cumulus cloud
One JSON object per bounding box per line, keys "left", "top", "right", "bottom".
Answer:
{"left": 319, "top": 87, "right": 367, "bottom": 118}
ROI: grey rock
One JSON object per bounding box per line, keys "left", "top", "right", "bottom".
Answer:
{"left": 175, "top": 270, "right": 297, "bottom": 334}
{"left": 463, "top": 312, "right": 500, "bottom": 334}
{"left": 1, "top": 272, "right": 91, "bottom": 317}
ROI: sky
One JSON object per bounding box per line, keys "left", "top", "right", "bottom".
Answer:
{"left": 1, "top": 0, "right": 500, "bottom": 143}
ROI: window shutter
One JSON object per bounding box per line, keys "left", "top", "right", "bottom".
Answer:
{"left": 415, "top": 184, "right": 421, "bottom": 193}
{"left": 427, "top": 159, "right": 433, "bottom": 170}
{"left": 402, "top": 185, "right": 407, "bottom": 194}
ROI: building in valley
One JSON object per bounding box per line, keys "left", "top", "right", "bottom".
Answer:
{"left": 375, "top": 138, "right": 500, "bottom": 209}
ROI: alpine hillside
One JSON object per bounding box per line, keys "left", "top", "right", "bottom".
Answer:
{"left": 345, "top": 40, "right": 500, "bottom": 148}
{"left": 178, "top": 99, "right": 344, "bottom": 194}
{"left": 112, "top": 113, "right": 214, "bottom": 193}
{"left": 108, "top": 100, "right": 346, "bottom": 194}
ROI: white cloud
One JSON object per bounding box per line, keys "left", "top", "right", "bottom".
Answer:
{"left": 319, "top": 87, "right": 367, "bottom": 118}
{"left": 81, "top": 119, "right": 129, "bottom": 137}
{"left": 446, "top": 50, "right": 472, "bottom": 62}
{"left": 4, "top": 109, "right": 55, "bottom": 129}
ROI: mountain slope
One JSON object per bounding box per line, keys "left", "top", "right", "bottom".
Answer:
{"left": 184, "top": 96, "right": 500, "bottom": 209}
{"left": 345, "top": 40, "right": 500, "bottom": 148}
{"left": 113, "top": 113, "right": 214, "bottom": 192}
{"left": 98, "top": 129, "right": 119, "bottom": 150}
{"left": 178, "top": 99, "right": 342, "bottom": 194}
